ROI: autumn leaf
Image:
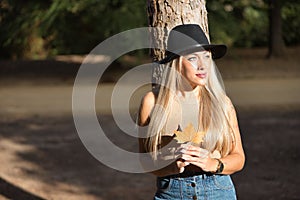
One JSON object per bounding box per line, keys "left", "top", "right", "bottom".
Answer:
{"left": 174, "top": 123, "right": 206, "bottom": 145}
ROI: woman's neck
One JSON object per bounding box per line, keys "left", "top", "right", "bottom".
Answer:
{"left": 178, "top": 85, "right": 202, "bottom": 99}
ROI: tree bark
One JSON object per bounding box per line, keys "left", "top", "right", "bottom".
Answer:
{"left": 147, "top": 0, "right": 209, "bottom": 85}
{"left": 267, "top": 0, "right": 285, "bottom": 58}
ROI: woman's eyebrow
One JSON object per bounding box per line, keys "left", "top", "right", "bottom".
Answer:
{"left": 186, "top": 53, "right": 197, "bottom": 57}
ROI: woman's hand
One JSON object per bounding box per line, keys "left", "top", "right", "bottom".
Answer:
{"left": 151, "top": 143, "right": 190, "bottom": 177}
{"left": 181, "top": 145, "right": 218, "bottom": 172}
{"left": 171, "top": 144, "right": 190, "bottom": 174}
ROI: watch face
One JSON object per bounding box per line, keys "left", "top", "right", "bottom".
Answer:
{"left": 216, "top": 159, "right": 224, "bottom": 173}
{"left": 219, "top": 162, "right": 224, "bottom": 173}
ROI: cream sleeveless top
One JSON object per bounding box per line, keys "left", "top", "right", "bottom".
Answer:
{"left": 163, "top": 88, "right": 200, "bottom": 137}
{"left": 156, "top": 88, "right": 200, "bottom": 161}
{"left": 157, "top": 87, "right": 221, "bottom": 160}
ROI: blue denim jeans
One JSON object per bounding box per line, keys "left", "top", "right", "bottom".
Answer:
{"left": 154, "top": 174, "right": 236, "bottom": 200}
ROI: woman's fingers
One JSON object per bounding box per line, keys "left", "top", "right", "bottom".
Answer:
{"left": 181, "top": 154, "right": 205, "bottom": 163}
{"left": 176, "top": 159, "right": 190, "bottom": 173}
{"left": 175, "top": 145, "right": 212, "bottom": 171}
{"left": 176, "top": 145, "right": 218, "bottom": 172}
{"left": 183, "top": 145, "right": 209, "bottom": 158}
{"left": 180, "top": 155, "right": 208, "bottom": 169}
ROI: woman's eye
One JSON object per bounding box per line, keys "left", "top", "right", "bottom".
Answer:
{"left": 187, "top": 57, "right": 197, "bottom": 62}
{"left": 204, "top": 54, "right": 210, "bottom": 59}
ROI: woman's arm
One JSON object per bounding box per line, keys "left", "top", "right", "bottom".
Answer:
{"left": 220, "top": 99, "right": 245, "bottom": 174}
{"left": 138, "top": 92, "right": 188, "bottom": 177}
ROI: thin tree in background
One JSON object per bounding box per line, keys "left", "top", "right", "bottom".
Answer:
{"left": 267, "top": 0, "right": 286, "bottom": 58}
{"left": 147, "top": 0, "right": 209, "bottom": 85}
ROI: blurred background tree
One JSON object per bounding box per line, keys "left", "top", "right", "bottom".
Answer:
{"left": 0, "top": 0, "right": 299, "bottom": 59}
{"left": 0, "top": 0, "right": 147, "bottom": 59}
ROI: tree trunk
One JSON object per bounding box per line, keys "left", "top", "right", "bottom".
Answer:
{"left": 147, "top": 0, "right": 209, "bottom": 85}
{"left": 267, "top": 0, "right": 285, "bottom": 58}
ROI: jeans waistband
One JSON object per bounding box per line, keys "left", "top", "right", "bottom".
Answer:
{"left": 164, "top": 170, "right": 214, "bottom": 179}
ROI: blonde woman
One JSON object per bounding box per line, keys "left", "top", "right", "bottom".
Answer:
{"left": 138, "top": 24, "right": 245, "bottom": 199}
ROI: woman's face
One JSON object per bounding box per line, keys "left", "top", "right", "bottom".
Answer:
{"left": 181, "top": 50, "right": 211, "bottom": 88}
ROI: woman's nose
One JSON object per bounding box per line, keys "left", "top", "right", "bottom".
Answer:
{"left": 197, "top": 59, "right": 205, "bottom": 70}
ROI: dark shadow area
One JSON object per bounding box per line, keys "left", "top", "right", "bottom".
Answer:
{"left": 0, "top": 177, "right": 45, "bottom": 200}
{"left": 0, "top": 57, "right": 139, "bottom": 84}
{"left": 232, "top": 106, "right": 300, "bottom": 200}
{"left": 0, "top": 60, "right": 80, "bottom": 80}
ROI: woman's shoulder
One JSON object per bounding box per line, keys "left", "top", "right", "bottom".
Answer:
{"left": 224, "top": 95, "right": 233, "bottom": 106}
{"left": 224, "top": 95, "right": 237, "bottom": 116}
{"left": 141, "top": 91, "right": 156, "bottom": 108}
{"left": 139, "top": 91, "right": 156, "bottom": 126}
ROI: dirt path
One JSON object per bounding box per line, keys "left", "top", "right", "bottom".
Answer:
{"left": 1, "top": 78, "right": 300, "bottom": 116}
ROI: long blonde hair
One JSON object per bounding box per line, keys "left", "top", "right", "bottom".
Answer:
{"left": 146, "top": 56, "right": 234, "bottom": 159}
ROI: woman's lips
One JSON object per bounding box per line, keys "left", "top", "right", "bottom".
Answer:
{"left": 196, "top": 73, "right": 206, "bottom": 78}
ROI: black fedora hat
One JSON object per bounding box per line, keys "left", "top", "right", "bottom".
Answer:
{"left": 158, "top": 24, "right": 227, "bottom": 64}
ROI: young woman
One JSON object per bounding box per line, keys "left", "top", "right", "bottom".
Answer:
{"left": 138, "top": 24, "right": 245, "bottom": 199}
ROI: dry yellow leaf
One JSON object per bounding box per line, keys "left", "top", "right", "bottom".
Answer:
{"left": 174, "top": 123, "right": 206, "bottom": 145}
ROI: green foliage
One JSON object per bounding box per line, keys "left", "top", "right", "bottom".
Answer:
{"left": 207, "top": 0, "right": 268, "bottom": 47}
{"left": 282, "top": 1, "right": 300, "bottom": 45}
{"left": 0, "top": 0, "right": 147, "bottom": 59}
{"left": 0, "top": 0, "right": 299, "bottom": 59}
{"left": 0, "top": 0, "right": 48, "bottom": 58}
{"left": 207, "top": 0, "right": 299, "bottom": 47}
{"left": 39, "top": 0, "right": 147, "bottom": 55}
{"left": 207, "top": 0, "right": 239, "bottom": 46}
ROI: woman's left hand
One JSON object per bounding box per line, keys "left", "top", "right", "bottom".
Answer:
{"left": 180, "top": 145, "right": 218, "bottom": 172}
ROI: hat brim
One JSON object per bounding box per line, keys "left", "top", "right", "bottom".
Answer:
{"left": 158, "top": 44, "right": 227, "bottom": 64}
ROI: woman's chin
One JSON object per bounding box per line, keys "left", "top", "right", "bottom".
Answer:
{"left": 196, "top": 79, "right": 207, "bottom": 86}
{"left": 188, "top": 79, "right": 207, "bottom": 88}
